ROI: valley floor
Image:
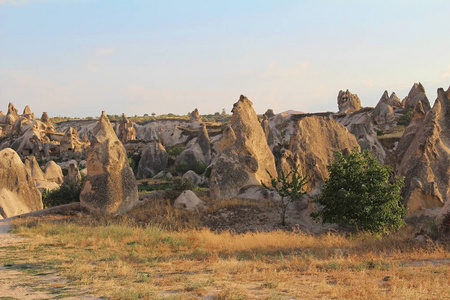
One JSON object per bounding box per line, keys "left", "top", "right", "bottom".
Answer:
{"left": 0, "top": 208, "right": 449, "bottom": 300}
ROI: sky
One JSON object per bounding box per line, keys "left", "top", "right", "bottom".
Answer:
{"left": 1, "top": 0, "right": 450, "bottom": 118}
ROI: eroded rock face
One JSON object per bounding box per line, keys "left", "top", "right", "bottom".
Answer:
{"left": 175, "top": 124, "right": 211, "bottom": 171}
{"left": 190, "top": 108, "right": 202, "bottom": 122}
{"left": 389, "top": 92, "right": 402, "bottom": 108}
{"left": 210, "top": 95, "right": 277, "bottom": 199}
{"left": 6, "top": 102, "right": 19, "bottom": 125}
{"left": 0, "top": 148, "right": 42, "bottom": 218}
{"left": 24, "top": 156, "right": 45, "bottom": 181}
{"left": 337, "top": 90, "right": 361, "bottom": 114}
{"left": 402, "top": 82, "right": 431, "bottom": 112}
{"left": 373, "top": 91, "right": 395, "bottom": 129}
{"left": 43, "top": 161, "right": 64, "bottom": 184}
{"left": 280, "top": 116, "right": 360, "bottom": 190}
{"left": 80, "top": 112, "right": 139, "bottom": 215}
{"left": 136, "top": 141, "right": 168, "bottom": 178}
{"left": 118, "top": 113, "right": 136, "bottom": 143}
{"left": 65, "top": 162, "right": 82, "bottom": 185}
{"left": 396, "top": 87, "right": 450, "bottom": 215}
{"left": 334, "top": 109, "right": 385, "bottom": 164}
{"left": 60, "top": 127, "right": 89, "bottom": 159}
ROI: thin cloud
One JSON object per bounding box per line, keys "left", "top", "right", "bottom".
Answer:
{"left": 95, "top": 48, "right": 115, "bottom": 57}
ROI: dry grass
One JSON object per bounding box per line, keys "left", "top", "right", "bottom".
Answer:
{"left": 4, "top": 212, "right": 449, "bottom": 299}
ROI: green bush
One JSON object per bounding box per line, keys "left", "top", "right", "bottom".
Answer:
{"left": 42, "top": 176, "right": 85, "bottom": 208}
{"left": 175, "top": 161, "right": 207, "bottom": 175}
{"left": 167, "top": 146, "right": 184, "bottom": 157}
{"left": 398, "top": 109, "right": 413, "bottom": 126}
{"left": 311, "top": 148, "right": 406, "bottom": 233}
{"left": 127, "top": 153, "right": 141, "bottom": 175}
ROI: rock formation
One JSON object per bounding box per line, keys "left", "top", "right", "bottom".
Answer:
{"left": 190, "top": 108, "right": 202, "bottom": 122}
{"left": 373, "top": 91, "right": 395, "bottom": 129}
{"left": 80, "top": 112, "right": 139, "bottom": 215}
{"left": 396, "top": 87, "right": 450, "bottom": 215}
{"left": 5, "top": 102, "right": 19, "bottom": 125}
{"left": 65, "top": 161, "right": 82, "bottom": 185}
{"left": 279, "top": 115, "right": 360, "bottom": 190}
{"left": 210, "top": 95, "right": 277, "bottom": 199}
{"left": 60, "top": 127, "right": 89, "bottom": 159}
{"left": 389, "top": 92, "right": 402, "bottom": 108}
{"left": 175, "top": 124, "right": 211, "bottom": 172}
{"left": 174, "top": 190, "right": 205, "bottom": 210}
{"left": 22, "top": 105, "right": 34, "bottom": 119}
{"left": 182, "top": 170, "right": 203, "bottom": 185}
{"left": 43, "top": 161, "right": 64, "bottom": 184}
{"left": 24, "top": 156, "right": 45, "bottom": 181}
{"left": 136, "top": 141, "right": 168, "bottom": 178}
{"left": 334, "top": 109, "right": 386, "bottom": 164}
{"left": 337, "top": 90, "right": 361, "bottom": 114}
{"left": 402, "top": 82, "right": 431, "bottom": 112}
{"left": 0, "top": 148, "right": 42, "bottom": 218}
{"left": 118, "top": 113, "right": 136, "bottom": 143}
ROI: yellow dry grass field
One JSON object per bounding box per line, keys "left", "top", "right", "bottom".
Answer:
{"left": 2, "top": 211, "right": 449, "bottom": 300}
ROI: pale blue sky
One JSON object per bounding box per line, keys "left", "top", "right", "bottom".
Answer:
{"left": 1, "top": 0, "right": 450, "bottom": 117}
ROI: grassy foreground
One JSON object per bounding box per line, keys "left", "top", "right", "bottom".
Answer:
{"left": 2, "top": 213, "right": 449, "bottom": 300}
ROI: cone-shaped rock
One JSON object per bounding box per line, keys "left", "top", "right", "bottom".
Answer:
{"left": 24, "top": 156, "right": 45, "bottom": 181}
{"left": 80, "top": 112, "right": 139, "bottom": 215}
{"left": 118, "top": 113, "right": 136, "bottom": 143}
{"left": 6, "top": 102, "right": 19, "bottom": 125}
{"left": 396, "top": 87, "right": 450, "bottom": 215}
{"left": 0, "top": 148, "right": 42, "bottom": 218}
{"left": 373, "top": 91, "right": 395, "bottom": 127}
{"left": 402, "top": 82, "right": 431, "bottom": 112}
{"left": 389, "top": 92, "right": 402, "bottom": 108}
{"left": 210, "top": 95, "right": 277, "bottom": 199}
{"left": 44, "top": 161, "right": 64, "bottom": 184}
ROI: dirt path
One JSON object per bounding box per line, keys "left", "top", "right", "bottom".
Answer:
{"left": 0, "top": 219, "right": 99, "bottom": 299}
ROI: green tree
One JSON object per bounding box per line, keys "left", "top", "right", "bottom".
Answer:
{"left": 311, "top": 148, "right": 406, "bottom": 233}
{"left": 262, "top": 169, "right": 309, "bottom": 226}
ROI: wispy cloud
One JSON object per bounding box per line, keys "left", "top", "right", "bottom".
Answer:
{"left": 95, "top": 48, "right": 115, "bottom": 57}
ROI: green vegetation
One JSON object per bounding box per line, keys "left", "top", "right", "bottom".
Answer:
{"left": 262, "top": 169, "right": 309, "bottom": 226}
{"left": 175, "top": 161, "right": 208, "bottom": 175}
{"left": 398, "top": 109, "right": 413, "bottom": 126}
{"left": 127, "top": 153, "right": 141, "bottom": 175}
{"left": 42, "top": 175, "right": 86, "bottom": 208}
{"left": 311, "top": 148, "right": 406, "bottom": 233}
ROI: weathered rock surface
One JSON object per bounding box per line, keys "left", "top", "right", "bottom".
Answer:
{"left": 337, "top": 90, "right": 361, "bottom": 114}
{"left": 190, "top": 108, "right": 202, "bottom": 123}
{"left": 334, "top": 108, "right": 385, "bottom": 163}
{"left": 117, "top": 113, "right": 136, "bottom": 143}
{"left": 80, "top": 112, "right": 139, "bottom": 215}
{"left": 389, "top": 92, "right": 402, "bottom": 108}
{"left": 43, "top": 161, "right": 64, "bottom": 184}
{"left": 281, "top": 115, "right": 360, "bottom": 190}
{"left": 136, "top": 141, "right": 168, "bottom": 178}
{"left": 182, "top": 170, "right": 203, "bottom": 185}
{"left": 174, "top": 190, "right": 205, "bottom": 210}
{"left": 65, "top": 162, "right": 82, "bottom": 185}
{"left": 210, "top": 95, "right": 277, "bottom": 199}
{"left": 373, "top": 91, "right": 395, "bottom": 129}
{"left": 396, "top": 87, "right": 450, "bottom": 215}
{"left": 24, "top": 156, "right": 45, "bottom": 181}
{"left": 60, "top": 127, "right": 89, "bottom": 159}
{"left": 0, "top": 148, "right": 42, "bottom": 218}
{"left": 175, "top": 124, "right": 211, "bottom": 172}
{"left": 402, "top": 82, "right": 431, "bottom": 112}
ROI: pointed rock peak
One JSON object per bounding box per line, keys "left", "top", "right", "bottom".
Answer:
{"left": 94, "top": 111, "right": 116, "bottom": 137}
{"left": 380, "top": 91, "right": 390, "bottom": 103}
{"left": 23, "top": 105, "right": 32, "bottom": 115}
{"left": 7, "top": 102, "right": 18, "bottom": 115}
{"left": 121, "top": 113, "right": 128, "bottom": 120}
{"left": 238, "top": 94, "right": 253, "bottom": 106}
{"left": 41, "top": 112, "right": 50, "bottom": 123}
{"left": 232, "top": 95, "right": 254, "bottom": 114}
{"left": 409, "top": 82, "right": 426, "bottom": 95}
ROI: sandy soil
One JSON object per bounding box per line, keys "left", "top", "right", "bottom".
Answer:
{"left": 0, "top": 219, "right": 99, "bottom": 299}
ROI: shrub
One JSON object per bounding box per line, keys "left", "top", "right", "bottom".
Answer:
{"left": 311, "top": 148, "right": 406, "bottom": 233}
{"left": 262, "top": 169, "right": 309, "bottom": 226}
{"left": 167, "top": 146, "right": 184, "bottom": 157}
{"left": 175, "top": 161, "right": 208, "bottom": 175}
{"left": 42, "top": 176, "right": 86, "bottom": 208}
{"left": 127, "top": 153, "right": 141, "bottom": 175}
{"left": 398, "top": 109, "right": 413, "bottom": 126}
